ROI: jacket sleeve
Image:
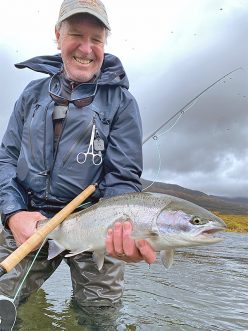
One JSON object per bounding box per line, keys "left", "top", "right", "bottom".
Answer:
{"left": 99, "top": 88, "right": 143, "bottom": 197}
{"left": 0, "top": 95, "right": 28, "bottom": 226}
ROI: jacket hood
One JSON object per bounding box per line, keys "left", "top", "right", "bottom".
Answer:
{"left": 15, "top": 53, "right": 129, "bottom": 88}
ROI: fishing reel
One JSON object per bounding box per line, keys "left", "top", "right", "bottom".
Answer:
{"left": 0, "top": 296, "right": 16, "bottom": 331}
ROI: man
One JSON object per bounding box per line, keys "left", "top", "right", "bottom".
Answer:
{"left": 0, "top": 0, "right": 156, "bottom": 308}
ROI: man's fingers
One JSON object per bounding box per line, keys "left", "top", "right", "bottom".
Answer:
{"left": 105, "top": 228, "right": 115, "bottom": 255}
{"left": 112, "top": 222, "right": 124, "bottom": 255}
{"left": 105, "top": 221, "right": 156, "bottom": 264}
{"left": 137, "top": 240, "right": 157, "bottom": 264}
{"left": 123, "top": 221, "right": 141, "bottom": 258}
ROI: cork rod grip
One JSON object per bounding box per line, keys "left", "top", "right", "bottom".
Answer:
{"left": 0, "top": 184, "right": 96, "bottom": 274}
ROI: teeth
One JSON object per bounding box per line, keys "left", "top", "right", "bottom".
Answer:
{"left": 74, "top": 57, "right": 92, "bottom": 64}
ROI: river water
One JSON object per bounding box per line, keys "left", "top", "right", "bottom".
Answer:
{"left": 14, "top": 232, "right": 247, "bottom": 331}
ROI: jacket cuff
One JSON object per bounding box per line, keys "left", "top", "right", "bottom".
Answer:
{"left": 1, "top": 209, "right": 27, "bottom": 228}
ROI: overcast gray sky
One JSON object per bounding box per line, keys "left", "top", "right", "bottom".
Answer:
{"left": 0, "top": 0, "right": 247, "bottom": 198}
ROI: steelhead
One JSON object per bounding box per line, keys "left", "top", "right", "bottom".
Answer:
{"left": 40, "top": 192, "right": 226, "bottom": 270}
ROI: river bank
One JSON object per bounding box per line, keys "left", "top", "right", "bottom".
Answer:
{"left": 214, "top": 213, "right": 248, "bottom": 233}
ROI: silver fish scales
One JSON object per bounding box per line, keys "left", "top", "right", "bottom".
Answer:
{"left": 40, "top": 192, "right": 226, "bottom": 270}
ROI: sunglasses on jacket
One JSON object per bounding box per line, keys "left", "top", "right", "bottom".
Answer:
{"left": 49, "top": 73, "right": 98, "bottom": 108}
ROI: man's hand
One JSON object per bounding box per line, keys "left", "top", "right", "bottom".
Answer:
{"left": 8, "top": 211, "right": 47, "bottom": 247}
{"left": 105, "top": 221, "right": 156, "bottom": 264}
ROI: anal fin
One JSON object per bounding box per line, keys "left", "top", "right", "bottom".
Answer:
{"left": 160, "top": 249, "right": 175, "bottom": 268}
{"left": 93, "top": 251, "right": 105, "bottom": 270}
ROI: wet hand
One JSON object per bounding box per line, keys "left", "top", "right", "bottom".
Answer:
{"left": 105, "top": 221, "right": 156, "bottom": 264}
{"left": 8, "top": 211, "right": 47, "bottom": 247}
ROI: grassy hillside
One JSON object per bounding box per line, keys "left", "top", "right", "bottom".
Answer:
{"left": 215, "top": 214, "right": 248, "bottom": 233}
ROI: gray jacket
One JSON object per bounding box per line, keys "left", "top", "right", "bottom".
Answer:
{"left": 0, "top": 53, "right": 143, "bottom": 224}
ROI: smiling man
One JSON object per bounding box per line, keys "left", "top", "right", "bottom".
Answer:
{"left": 0, "top": 0, "right": 155, "bottom": 310}
{"left": 56, "top": 13, "right": 106, "bottom": 82}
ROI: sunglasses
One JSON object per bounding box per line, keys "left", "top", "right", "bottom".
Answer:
{"left": 49, "top": 73, "right": 98, "bottom": 108}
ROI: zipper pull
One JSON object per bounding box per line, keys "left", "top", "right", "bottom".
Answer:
{"left": 94, "top": 128, "right": 105, "bottom": 152}
{"left": 38, "top": 170, "right": 50, "bottom": 176}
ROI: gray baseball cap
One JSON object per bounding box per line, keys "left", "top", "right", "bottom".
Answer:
{"left": 57, "top": 0, "right": 111, "bottom": 30}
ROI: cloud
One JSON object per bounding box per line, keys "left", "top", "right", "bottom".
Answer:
{"left": 137, "top": 5, "right": 248, "bottom": 197}
{"left": 0, "top": 48, "right": 44, "bottom": 137}
{"left": 1, "top": 0, "right": 247, "bottom": 198}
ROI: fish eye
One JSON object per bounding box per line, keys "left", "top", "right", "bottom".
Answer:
{"left": 190, "top": 217, "right": 207, "bottom": 225}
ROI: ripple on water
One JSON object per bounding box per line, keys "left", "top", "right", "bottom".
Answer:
{"left": 14, "top": 232, "right": 248, "bottom": 331}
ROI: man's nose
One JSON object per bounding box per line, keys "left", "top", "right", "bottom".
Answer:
{"left": 78, "top": 39, "right": 92, "bottom": 54}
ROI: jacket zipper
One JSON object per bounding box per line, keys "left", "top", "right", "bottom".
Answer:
{"left": 42, "top": 101, "right": 54, "bottom": 200}
{"left": 29, "top": 104, "right": 40, "bottom": 161}
{"left": 45, "top": 110, "right": 68, "bottom": 199}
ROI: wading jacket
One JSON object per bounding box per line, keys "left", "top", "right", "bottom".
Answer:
{"left": 0, "top": 53, "right": 143, "bottom": 225}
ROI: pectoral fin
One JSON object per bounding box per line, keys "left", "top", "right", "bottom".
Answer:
{"left": 160, "top": 249, "right": 175, "bottom": 268}
{"left": 131, "top": 229, "right": 159, "bottom": 240}
{"left": 47, "top": 240, "right": 66, "bottom": 260}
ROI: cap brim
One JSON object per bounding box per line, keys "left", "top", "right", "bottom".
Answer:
{"left": 57, "top": 8, "right": 111, "bottom": 30}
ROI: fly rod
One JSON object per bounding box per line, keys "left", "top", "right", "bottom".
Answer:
{"left": 0, "top": 183, "right": 97, "bottom": 276}
{"left": 142, "top": 67, "right": 242, "bottom": 145}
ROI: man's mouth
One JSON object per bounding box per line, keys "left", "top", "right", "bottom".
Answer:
{"left": 73, "top": 57, "right": 92, "bottom": 65}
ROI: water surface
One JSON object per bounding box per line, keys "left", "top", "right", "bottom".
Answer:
{"left": 14, "top": 232, "right": 248, "bottom": 330}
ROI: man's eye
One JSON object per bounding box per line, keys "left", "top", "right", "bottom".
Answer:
{"left": 93, "top": 38, "right": 104, "bottom": 44}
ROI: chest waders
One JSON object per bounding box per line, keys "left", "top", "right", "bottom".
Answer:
{"left": 0, "top": 184, "right": 96, "bottom": 331}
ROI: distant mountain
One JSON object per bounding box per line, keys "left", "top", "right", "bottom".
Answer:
{"left": 141, "top": 179, "right": 248, "bottom": 215}
{"left": 216, "top": 196, "right": 248, "bottom": 205}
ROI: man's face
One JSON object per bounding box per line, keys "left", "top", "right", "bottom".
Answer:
{"left": 55, "top": 14, "right": 106, "bottom": 83}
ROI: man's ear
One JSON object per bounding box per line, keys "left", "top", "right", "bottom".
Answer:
{"left": 55, "top": 27, "right": 61, "bottom": 50}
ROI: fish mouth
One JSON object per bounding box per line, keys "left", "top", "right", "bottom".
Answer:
{"left": 195, "top": 226, "right": 226, "bottom": 243}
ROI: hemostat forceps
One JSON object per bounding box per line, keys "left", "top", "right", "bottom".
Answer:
{"left": 76, "top": 123, "right": 103, "bottom": 166}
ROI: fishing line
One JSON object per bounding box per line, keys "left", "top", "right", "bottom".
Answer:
{"left": 155, "top": 99, "right": 198, "bottom": 139}
{"left": 141, "top": 101, "right": 196, "bottom": 191}
{"left": 142, "top": 67, "right": 243, "bottom": 145}
{"left": 142, "top": 99, "right": 198, "bottom": 191}
{"left": 142, "top": 67, "right": 243, "bottom": 190}
{"left": 142, "top": 137, "right": 161, "bottom": 191}
{"left": 9, "top": 67, "right": 244, "bottom": 297}
{"left": 13, "top": 238, "right": 47, "bottom": 302}
{"left": 8, "top": 185, "right": 97, "bottom": 306}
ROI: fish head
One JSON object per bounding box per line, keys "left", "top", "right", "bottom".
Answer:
{"left": 155, "top": 197, "right": 227, "bottom": 248}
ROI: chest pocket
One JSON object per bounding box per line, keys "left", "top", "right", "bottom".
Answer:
{"left": 93, "top": 111, "right": 111, "bottom": 143}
